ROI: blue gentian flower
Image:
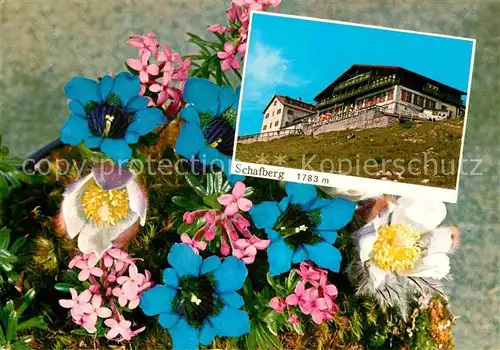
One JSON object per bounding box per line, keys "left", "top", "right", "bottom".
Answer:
{"left": 249, "top": 182, "right": 356, "bottom": 276}
{"left": 140, "top": 243, "right": 250, "bottom": 350}
{"left": 60, "top": 72, "right": 165, "bottom": 165}
{"left": 175, "top": 77, "right": 243, "bottom": 183}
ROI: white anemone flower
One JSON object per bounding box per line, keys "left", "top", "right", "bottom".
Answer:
{"left": 354, "top": 197, "right": 457, "bottom": 313}
{"left": 58, "top": 167, "right": 147, "bottom": 257}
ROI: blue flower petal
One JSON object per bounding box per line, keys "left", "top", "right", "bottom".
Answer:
{"left": 233, "top": 86, "right": 241, "bottom": 109}
{"left": 126, "top": 95, "right": 149, "bottom": 112}
{"left": 163, "top": 268, "right": 179, "bottom": 289}
{"left": 214, "top": 256, "right": 247, "bottom": 293}
{"left": 169, "top": 317, "right": 199, "bottom": 350}
{"left": 180, "top": 105, "right": 201, "bottom": 126}
{"left": 303, "top": 242, "right": 342, "bottom": 272}
{"left": 249, "top": 201, "right": 281, "bottom": 229}
{"left": 316, "top": 198, "right": 356, "bottom": 231}
{"left": 167, "top": 243, "right": 202, "bottom": 277}
{"left": 264, "top": 228, "right": 281, "bottom": 241}
{"left": 209, "top": 306, "right": 250, "bottom": 337}
{"left": 183, "top": 78, "right": 220, "bottom": 115}
{"left": 200, "top": 256, "right": 221, "bottom": 275}
{"left": 140, "top": 285, "right": 176, "bottom": 316}
{"left": 219, "top": 292, "right": 244, "bottom": 308}
{"left": 124, "top": 131, "right": 140, "bottom": 144}
{"left": 316, "top": 230, "right": 338, "bottom": 244}
{"left": 100, "top": 138, "right": 132, "bottom": 166}
{"left": 158, "top": 312, "right": 181, "bottom": 329}
{"left": 308, "top": 198, "right": 332, "bottom": 210}
{"left": 68, "top": 100, "right": 87, "bottom": 117}
{"left": 199, "top": 146, "right": 225, "bottom": 169}
{"left": 64, "top": 76, "right": 101, "bottom": 106}
{"left": 126, "top": 107, "right": 165, "bottom": 136}
{"left": 84, "top": 136, "right": 103, "bottom": 149}
{"left": 285, "top": 182, "right": 318, "bottom": 208}
{"left": 98, "top": 74, "right": 114, "bottom": 101}
{"left": 60, "top": 115, "right": 91, "bottom": 146}
{"left": 199, "top": 320, "right": 217, "bottom": 346}
{"left": 267, "top": 239, "right": 293, "bottom": 276}
{"left": 278, "top": 196, "right": 290, "bottom": 212}
{"left": 175, "top": 122, "right": 205, "bottom": 159}
{"left": 292, "top": 245, "right": 309, "bottom": 264}
{"left": 109, "top": 72, "right": 140, "bottom": 107}
{"left": 218, "top": 85, "right": 236, "bottom": 114}
{"left": 227, "top": 172, "right": 245, "bottom": 185}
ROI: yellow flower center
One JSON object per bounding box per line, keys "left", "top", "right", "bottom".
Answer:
{"left": 371, "top": 224, "right": 422, "bottom": 271}
{"left": 103, "top": 114, "right": 115, "bottom": 137}
{"left": 210, "top": 138, "right": 222, "bottom": 148}
{"left": 81, "top": 180, "right": 129, "bottom": 227}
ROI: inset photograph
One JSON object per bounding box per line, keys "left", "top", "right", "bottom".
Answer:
{"left": 232, "top": 12, "right": 475, "bottom": 202}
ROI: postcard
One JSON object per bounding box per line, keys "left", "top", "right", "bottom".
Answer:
{"left": 231, "top": 12, "right": 476, "bottom": 203}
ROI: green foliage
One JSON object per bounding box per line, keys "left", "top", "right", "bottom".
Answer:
{"left": 0, "top": 289, "right": 47, "bottom": 349}
{"left": 402, "top": 119, "right": 413, "bottom": 129}
{"left": 0, "top": 227, "right": 26, "bottom": 288}
{"left": 0, "top": 136, "right": 35, "bottom": 201}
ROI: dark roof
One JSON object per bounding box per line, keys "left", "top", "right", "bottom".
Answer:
{"left": 314, "top": 64, "right": 466, "bottom": 101}
{"left": 263, "top": 95, "right": 316, "bottom": 114}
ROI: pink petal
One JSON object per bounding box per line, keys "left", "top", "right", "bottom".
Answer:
{"left": 122, "top": 282, "right": 139, "bottom": 296}
{"left": 224, "top": 202, "right": 239, "bottom": 217}
{"left": 242, "top": 256, "right": 255, "bottom": 264}
{"left": 231, "top": 58, "right": 241, "bottom": 70}
{"left": 128, "top": 298, "right": 140, "bottom": 309}
{"left": 118, "top": 295, "right": 128, "bottom": 307}
{"left": 232, "top": 181, "right": 246, "bottom": 198}
{"left": 244, "top": 246, "right": 257, "bottom": 257}
{"left": 104, "top": 318, "right": 118, "bottom": 328}
{"left": 97, "top": 307, "right": 112, "bottom": 318}
{"left": 129, "top": 264, "right": 139, "bottom": 279}
{"left": 217, "top": 194, "right": 234, "bottom": 206}
{"left": 117, "top": 276, "right": 129, "bottom": 285}
{"left": 70, "top": 288, "right": 78, "bottom": 300}
{"left": 253, "top": 239, "right": 270, "bottom": 250}
{"left": 139, "top": 70, "right": 149, "bottom": 84}
{"left": 147, "top": 64, "right": 159, "bottom": 75}
{"left": 324, "top": 285, "right": 338, "bottom": 298}
{"left": 78, "top": 269, "right": 90, "bottom": 282}
{"left": 315, "top": 298, "right": 328, "bottom": 310}
{"left": 181, "top": 233, "right": 192, "bottom": 244}
{"left": 221, "top": 59, "right": 231, "bottom": 72}
{"left": 106, "top": 327, "right": 120, "bottom": 340}
{"left": 217, "top": 51, "right": 230, "bottom": 60}
{"left": 112, "top": 287, "right": 122, "bottom": 297}
{"left": 78, "top": 290, "right": 92, "bottom": 303}
{"left": 237, "top": 198, "right": 252, "bottom": 212}
{"left": 90, "top": 267, "right": 103, "bottom": 277}
{"left": 232, "top": 249, "right": 244, "bottom": 259}
{"left": 59, "top": 299, "right": 77, "bottom": 308}
{"left": 311, "top": 311, "right": 324, "bottom": 324}
{"left": 285, "top": 294, "right": 298, "bottom": 306}
{"left": 234, "top": 238, "right": 250, "bottom": 249}
{"left": 79, "top": 303, "right": 93, "bottom": 314}
{"left": 91, "top": 294, "right": 102, "bottom": 308}
{"left": 224, "top": 42, "right": 235, "bottom": 54}
{"left": 126, "top": 58, "right": 144, "bottom": 71}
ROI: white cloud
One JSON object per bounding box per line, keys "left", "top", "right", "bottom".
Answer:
{"left": 243, "top": 39, "right": 308, "bottom": 103}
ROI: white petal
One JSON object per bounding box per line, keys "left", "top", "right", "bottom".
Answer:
{"left": 420, "top": 227, "right": 453, "bottom": 256}
{"left": 62, "top": 174, "right": 92, "bottom": 238}
{"left": 126, "top": 179, "right": 147, "bottom": 226}
{"left": 372, "top": 202, "right": 393, "bottom": 230}
{"left": 77, "top": 213, "right": 139, "bottom": 258}
{"left": 391, "top": 198, "right": 446, "bottom": 233}
{"left": 368, "top": 262, "right": 388, "bottom": 289}
{"left": 399, "top": 253, "right": 450, "bottom": 279}
{"left": 318, "top": 186, "right": 381, "bottom": 201}
{"left": 357, "top": 223, "right": 377, "bottom": 262}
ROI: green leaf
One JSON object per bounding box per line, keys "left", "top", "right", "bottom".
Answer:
{"left": 0, "top": 176, "right": 9, "bottom": 200}
{"left": 54, "top": 283, "right": 76, "bottom": 293}
{"left": 17, "top": 289, "right": 35, "bottom": 316}
{"left": 16, "top": 316, "right": 47, "bottom": 332}
{"left": 71, "top": 328, "right": 91, "bottom": 336}
{"left": 171, "top": 196, "right": 200, "bottom": 211}
{"left": 213, "top": 172, "right": 224, "bottom": 193}
{"left": 184, "top": 173, "right": 207, "bottom": 197}
{"left": 6, "top": 310, "right": 18, "bottom": 343}
{"left": 0, "top": 323, "right": 6, "bottom": 343}
{"left": 8, "top": 237, "right": 26, "bottom": 255}
{"left": 244, "top": 186, "right": 254, "bottom": 198}
{"left": 203, "top": 194, "right": 222, "bottom": 210}
{"left": 11, "top": 340, "right": 32, "bottom": 350}
{"left": 0, "top": 249, "right": 18, "bottom": 263}
{"left": 206, "top": 173, "right": 215, "bottom": 196}
{"left": 0, "top": 261, "right": 13, "bottom": 272}
{"left": 0, "top": 227, "right": 10, "bottom": 250}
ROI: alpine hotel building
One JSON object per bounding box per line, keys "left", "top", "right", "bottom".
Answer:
{"left": 261, "top": 64, "right": 466, "bottom": 132}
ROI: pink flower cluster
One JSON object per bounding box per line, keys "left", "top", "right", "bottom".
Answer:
{"left": 60, "top": 249, "right": 153, "bottom": 341}
{"left": 180, "top": 181, "right": 270, "bottom": 264}
{"left": 269, "top": 262, "right": 340, "bottom": 325}
{"left": 126, "top": 32, "right": 191, "bottom": 115}
{"left": 208, "top": 0, "right": 281, "bottom": 71}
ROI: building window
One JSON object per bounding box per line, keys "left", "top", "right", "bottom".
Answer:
{"left": 263, "top": 125, "right": 267, "bottom": 130}
{"left": 272, "top": 111, "right": 274, "bottom": 116}
{"left": 285, "top": 121, "right": 290, "bottom": 126}
{"left": 277, "top": 109, "right": 282, "bottom": 114}
{"left": 265, "top": 113, "right": 269, "bottom": 119}
{"left": 274, "top": 121, "right": 279, "bottom": 126}
{"left": 425, "top": 99, "right": 436, "bottom": 109}
{"left": 401, "top": 90, "right": 412, "bottom": 103}
{"left": 388, "top": 89, "right": 394, "bottom": 100}
{"left": 415, "top": 95, "right": 424, "bottom": 107}
{"left": 274, "top": 100, "right": 277, "bottom": 106}
{"left": 288, "top": 110, "right": 294, "bottom": 116}
{"left": 269, "top": 123, "right": 272, "bottom": 128}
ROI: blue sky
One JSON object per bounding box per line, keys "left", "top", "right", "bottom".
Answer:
{"left": 238, "top": 13, "right": 474, "bottom": 136}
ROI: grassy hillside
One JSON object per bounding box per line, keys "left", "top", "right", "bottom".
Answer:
{"left": 236, "top": 119, "right": 465, "bottom": 189}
